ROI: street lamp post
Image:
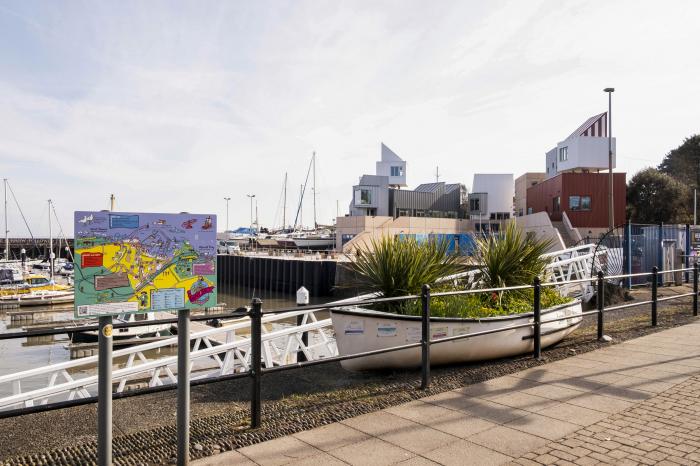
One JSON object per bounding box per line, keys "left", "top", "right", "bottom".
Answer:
{"left": 224, "top": 197, "right": 231, "bottom": 232}
{"left": 246, "top": 194, "right": 255, "bottom": 233}
{"left": 604, "top": 87, "right": 615, "bottom": 231}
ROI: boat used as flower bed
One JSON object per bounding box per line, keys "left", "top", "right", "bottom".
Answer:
{"left": 330, "top": 299, "right": 582, "bottom": 370}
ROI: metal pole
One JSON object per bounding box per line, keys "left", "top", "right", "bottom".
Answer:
{"left": 693, "top": 262, "right": 698, "bottom": 317}
{"left": 420, "top": 284, "right": 431, "bottom": 389}
{"left": 605, "top": 88, "right": 615, "bottom": 230}
{"left": 652, "top": 267, "right": 658, "bottom": 327}
{"left": 626, "top": 223, "right": 633, "bottom": 289}
{"left": 597, "top": 271, "right": 605, "bottom": 340}
{"left": 97, "top": 315, "right": 113, "bottom": 466}
{"left": 312, "top": 152, "right": 317, "bottom": 230}
{"left": 3, "top": 179, "right": 8, "bottom": 261}
{"left": 177, "top": 309, "right": 191, "bottom": 465}
{"left": 250, "top": 298, "right": 262, "bottom": 428}
{"left": 224, "top": 197, "right": 231, "bottom": 232}
{"left": 533, "top": 277, "right": 541, "bottom": 359}
{"left": 695, "top": 189, "right": 697, "bottom": 226}
{"left": 686, "top": 224, "right": 691, "bottom": 283}
{"left": 48, "top": 200, "right": 54, "bottom": 282}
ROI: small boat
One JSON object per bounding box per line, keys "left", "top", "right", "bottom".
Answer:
{"left": 0, "top": 290, "right": 74, "bottom": 307}
{"left": 330, "top": 300, "right": 582, "bottom": 371}
{"left": 69, "top": 312, "right": 172, "bottom": 343}
{"left": 0, "top": 273, "right": 71, "bottom": 296}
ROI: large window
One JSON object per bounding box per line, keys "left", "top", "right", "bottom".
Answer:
{"left": 553, "top": 196, "right": 560, "bottom": 212}
{"left": 569, "top": 195, "right": 591, "bottom": 211}
{"left": 354, "top": 189, "right": 372, "bottom": 206}
{"left": 558, "top": 146, "right": 568, "bottom": 162}
{"left": 489, "top": 212, "right": 510, "bottom": 220}
{"left": 390, "top": 166, "right": 403, "bottom": 177}
{"left": 469, "top": 198, "right": 480, "bottom": 212}
{"left": 397, "top": 208, "right": 411, "bottom": 217}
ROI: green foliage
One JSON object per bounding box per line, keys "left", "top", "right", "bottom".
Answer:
{"left": 627, "top": 168, "right": 691, "bottom": 223}
{"left": 658, "top": 135, "right": 700, "bottom": 190}
{"left": 474, "top": 221, "right": 553, "bottom": 291}
{"left": 344, "top": 235, "right": 464, "bottom": 298}
{"left": 399, "top": 287, "right": 571, "bottom": 318}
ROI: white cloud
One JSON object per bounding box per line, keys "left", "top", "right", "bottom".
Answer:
{"left": 0, "top": 0, "right": 699, "bottom": 237}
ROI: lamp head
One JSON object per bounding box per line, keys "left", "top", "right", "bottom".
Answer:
{"left": 603, "top": 87, "right": 615, "bottom": 93}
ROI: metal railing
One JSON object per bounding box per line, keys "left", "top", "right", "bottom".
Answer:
{"left": 0, "top": 263, "right": 698, "bottom": 428}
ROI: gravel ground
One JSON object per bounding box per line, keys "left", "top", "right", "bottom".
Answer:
{"left": 0, "top": 284, "right": 696, "bottom": 465}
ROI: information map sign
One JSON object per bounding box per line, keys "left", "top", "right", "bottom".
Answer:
{"left": 74, "top": 211, "right": 217, "bottom": 318}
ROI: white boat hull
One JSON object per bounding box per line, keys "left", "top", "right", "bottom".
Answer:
{"left": 330, "top": 301, "right": 582, "bottom": 370}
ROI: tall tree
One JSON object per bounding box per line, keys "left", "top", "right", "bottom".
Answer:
{"left": 627, "top": 168, "right": 691, "bottom": 223}
{"left": 658, "top": 135, "right": 700, "bottom": 190}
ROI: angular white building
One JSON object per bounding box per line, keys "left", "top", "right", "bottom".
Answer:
{"left": 468, "top": 174, "right": 514, "bottom": 222}
{"left": 545, "top": 112, "right": 616, "bottom": 179}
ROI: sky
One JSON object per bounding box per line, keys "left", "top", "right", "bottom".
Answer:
{"left": 1, "top": 0, "right": 699, "bottom": 238}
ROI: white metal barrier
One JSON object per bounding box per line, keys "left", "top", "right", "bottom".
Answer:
{"left": 0, "top": 307, "right": 335, "bottom": 410}
{"left": 0, "top": 243, "right": 604, "bottom": 411}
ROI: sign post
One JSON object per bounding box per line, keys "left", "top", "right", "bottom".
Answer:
{"left": 98, "top": 315, "right": 113, "bottom": 466}
{"left": 73, "top": 211, "right": 217, "bottom": 465}
{"left": 177, "top": 309, "right": 191, "bottom": 465}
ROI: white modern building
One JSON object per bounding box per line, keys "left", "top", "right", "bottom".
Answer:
{"left": 375, "top": 143, "right": 407, "bottom": 188}
{"left": 545, "top": 112, "right": 616, "bottom": 179}
{"left": 468, "top": 174, "right": 514, "bottom": 222}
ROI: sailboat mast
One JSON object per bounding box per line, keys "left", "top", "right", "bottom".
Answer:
{"left": 48, "top": 199, "right": 54, "bottom": 282}
{"left": 299, "top": 185, "right": 303, "bottom": 230}
{"left": 312, "top": 152, "right": 317, "bottom": 230}
{"left": 283, "top": 172, "right": 287, "bottom": 230}
{"left": 3, "top": 179, "right": 8, "bottom": 261}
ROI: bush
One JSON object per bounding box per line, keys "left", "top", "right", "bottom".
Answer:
{"left": 398, "top": 287, "right": 571, "bottom": 318}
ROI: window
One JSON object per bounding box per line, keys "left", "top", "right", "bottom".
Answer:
{"left": 415, "top": 209, "right": 425, "bottom": 217}
{"left": 558, "top": 146, "right": 568, "bottom": 162}
{"left": 397, "top": 209, "right": 411, "bottom": 217}
{"left": 354, "top": 189, "right": 372, "bottom": 206}
{"left": 390, "top": 166, "right": 403, "bottom": 177}
{"left": 490, "top": 212, "right": 510, "bottom": 220}
{"left": 469, "top": 198, "right": 480, "bottom": 212}
{"left": 581, "top": 195, "right": 591, "bottom": 210}
{"left": 569, "top": 195, "right": 591, "bottom": 211}
{"left": 553, "top": 196, "right": 560, "bottom": 212}
{"left": 527, "top": 207, "right": 533, "bottom": 215}
{"left": 569, "top": 195, "right": 580, "bottom": 211}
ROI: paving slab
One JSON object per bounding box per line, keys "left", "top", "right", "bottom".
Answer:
{"left": 194, "top": 321, "right": 700, "bottom": 466}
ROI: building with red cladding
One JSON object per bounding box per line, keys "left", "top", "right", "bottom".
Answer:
{"left": 526, "top": 172, "right": 626, "bottom": 228}
{"left": 525, "top": 111, "right": 626, "bottom": 232}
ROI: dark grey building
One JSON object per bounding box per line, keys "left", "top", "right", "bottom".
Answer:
{"left": 389, "top": 182, "right": 467, "bottom": 218}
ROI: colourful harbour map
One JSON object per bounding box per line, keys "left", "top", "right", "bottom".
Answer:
{"left": 73, "top": 211, "right": 217, "bottom": 318}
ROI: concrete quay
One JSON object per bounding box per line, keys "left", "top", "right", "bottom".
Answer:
{"left": 196, "top": 321, "right": 700, "bottom": 466}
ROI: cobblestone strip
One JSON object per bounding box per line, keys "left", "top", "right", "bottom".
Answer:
{"left": 513, "top": 375, "right": 700, "bottom": 465}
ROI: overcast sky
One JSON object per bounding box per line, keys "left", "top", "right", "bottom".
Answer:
{"left": 1, "top": 0, "right": 699, "bottom": 237}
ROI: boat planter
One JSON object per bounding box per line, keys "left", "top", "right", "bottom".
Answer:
{"left": 330, "top": 300, "right": 582, "bottom": 371}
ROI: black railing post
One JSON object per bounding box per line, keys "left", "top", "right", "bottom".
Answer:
{"left": 651, "top": 267, "right": 658, "bottom": 327}
{"left": 250, "top": 298, "right": 262, "bottom": 428}
{"left": 597, "top": 271, "right": 605, "bottom": 340}
{"left": 533, "top": 277, "right": 541, "bottom": 359}
{"left": 693, "top": 262, "right": 698, "bottom": 317}
{"left": 420, "top": 284, "right": 431, "bottom": 390}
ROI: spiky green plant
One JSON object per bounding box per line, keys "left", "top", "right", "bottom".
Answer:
{"left": 345, "top": 235, "right": 464, "bottom": 299}
{"left": 474, "top": 221, "right": 553, "bottom": 290}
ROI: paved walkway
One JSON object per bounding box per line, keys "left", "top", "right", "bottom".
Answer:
{"left": 195, "top": 321, "right": 700, "bottom": 466}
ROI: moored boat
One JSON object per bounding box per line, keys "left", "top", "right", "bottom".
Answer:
{"left": 330, "top": 300, "right": 582, "bottom": 371}
{"left": 0, "top": 289, "right": 74, "bottom": 307}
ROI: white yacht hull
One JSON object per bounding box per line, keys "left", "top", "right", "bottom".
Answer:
{"left": 330, "top": 301, "right": 582, "bottom": 370}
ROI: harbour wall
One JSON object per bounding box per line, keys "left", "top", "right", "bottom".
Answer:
{"left": 217, "top": 254, "right": 339, "bottom": 298}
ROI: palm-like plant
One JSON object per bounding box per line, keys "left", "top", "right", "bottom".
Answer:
{"left": 345, "top": 235, "right": 464, "bottom": 298}
{"left": 474, "top": 221, "right": 553, "bottom": 290}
